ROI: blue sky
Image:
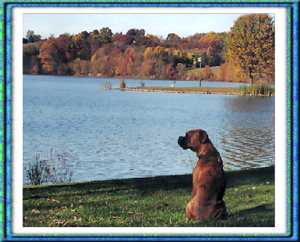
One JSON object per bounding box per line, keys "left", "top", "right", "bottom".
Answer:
{"left": 23, "top": 13, "right": 244, "bottom": 38}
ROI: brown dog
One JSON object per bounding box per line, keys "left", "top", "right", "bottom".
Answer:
{"left": 178, "top": 129, "right": 227, "bottom": 221}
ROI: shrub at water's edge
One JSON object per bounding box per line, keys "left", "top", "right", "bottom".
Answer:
{"left": 23, "top": 166, "right": 274, "bottom": 227}
{"left": 25, "top": 149, "right": 76, "bottom": 185}
{"left": 239, "top": 84, "right": 274, "bottom": 96}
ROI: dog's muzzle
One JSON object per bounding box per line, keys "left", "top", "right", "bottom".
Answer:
{"left": 178, "top": 136, "right": 188, "bottom": 149}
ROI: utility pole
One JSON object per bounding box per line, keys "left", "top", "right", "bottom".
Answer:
{"left": 198, "top": 57, "right": 202, "bottom": 87}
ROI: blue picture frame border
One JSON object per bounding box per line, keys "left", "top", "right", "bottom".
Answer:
{"left": 1, "top": 0, "right": 299, "bottom": 241}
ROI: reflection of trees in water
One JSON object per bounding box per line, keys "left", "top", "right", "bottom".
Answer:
{"left": 218, "top": 128, "right": 275, "bottom": 170}
{"left": 222, "top": 96, "right": 274, "bottom": 113}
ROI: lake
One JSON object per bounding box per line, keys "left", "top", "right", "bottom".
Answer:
{"left": 23, "top": 75, "right": 274, "bottom": 184}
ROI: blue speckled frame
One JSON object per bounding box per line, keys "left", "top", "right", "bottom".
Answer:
{"left": 0, "top": 0, "right": 298, "bottom": 241}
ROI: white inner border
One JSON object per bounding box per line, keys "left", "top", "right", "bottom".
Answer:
{"left": 12, "top": 7, "right": 288, "bottom": 236}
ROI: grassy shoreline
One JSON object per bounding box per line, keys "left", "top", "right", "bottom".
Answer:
{"left": 24, "top": 166, "right": 274, "bottom": 227}
{"left": 124, "top": 86, "right": 274, "bottom": 96}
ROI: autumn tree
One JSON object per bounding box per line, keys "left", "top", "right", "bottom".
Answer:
{"left": 141, "top": 47, "right": 156, "bottom": 78}
{"left": 39, "top": 38, "right": 60, "bottom": 74}
{"left": 90, "top": 44, "right": 115, "bottom": 76}
{"left": 143, "top": 34, "right": 160, "bottom": 47}
{"left": 24, "top": 26, "right": 231, "bottom": 79}
{"left": 114, "top": 49, "right": 126, "bottom": 76}
{"left": 123, "top": 47, "right": 136, "bottom": 75}
{"left": 226, "top": 14, "right": 275, "bottom": 84}
{"left": 113, "top": 33, "right": 131, "bottom": 51}
{"left": 70, "top": 58, "right": 90, "bottom": 76}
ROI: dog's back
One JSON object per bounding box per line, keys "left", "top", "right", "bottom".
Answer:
{"left": 178, "top": 129, "right": 227, "bottom": 221}
{"left": 186, "top": 158, "right": 227, "bottom": 221}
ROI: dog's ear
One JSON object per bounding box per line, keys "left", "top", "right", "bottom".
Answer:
{"left": 199, "top": 131, "right": 209, "bottom": 144}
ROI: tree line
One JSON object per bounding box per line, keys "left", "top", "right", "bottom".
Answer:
{"left": 23, "top": 14, "right": 274, "bottom": 84}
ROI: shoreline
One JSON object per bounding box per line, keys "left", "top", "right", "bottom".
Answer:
{"left": 122, "top": 86, "right": 274, "bottom": 96}
{"left": 24, "top": 166, "right": 274, "bottom": 227}
{"left": 24, "top": 165, "right": 274, "bottom": 189}
{"left": 24, "top": 73, "right": 247, "bottom": 84}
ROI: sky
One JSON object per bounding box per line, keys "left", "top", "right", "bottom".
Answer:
{"left": 23, "top": 13, "right": 245, "bottom": 38}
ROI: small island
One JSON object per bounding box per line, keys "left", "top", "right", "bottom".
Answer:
{"left": 124, "top": 85, "right": 274, "bottom": 96}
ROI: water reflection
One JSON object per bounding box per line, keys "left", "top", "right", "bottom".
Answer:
{"left": 217, "top": 96, "right": 275, "bottom": 170}
{"left": 219, "top": 128, "right": 274, "bottom": 170}
{"left": 222, "top": 96, "right": 274, "bottom": 113}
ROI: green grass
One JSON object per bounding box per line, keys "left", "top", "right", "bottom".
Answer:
{"left": 23, "top": 166, "right": 274, "bottom": 227}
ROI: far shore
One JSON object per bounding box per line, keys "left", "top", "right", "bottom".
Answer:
{"left": 24, "top": 73, "right": 247, "bottom": 83}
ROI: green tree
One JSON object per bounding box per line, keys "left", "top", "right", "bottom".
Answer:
{"left": 166, "top": 33, "right": 181, "bottom": 47}
{"left": 23, "top": 42, "right": 41, "bottom": 74}
{"left": 226, "top": 14, "right": 274, "bottom": 84}
{"left": 126, "top": 29, "right": 145, "bottom": 45}
{"left": 26, "top": 30, "right": 41, "bottom": 43}
{"left": 99, "top": 27, "right": 113, "bottom": 44}
{"left": 73, "top": 31, "right": 91, "bottom": 60}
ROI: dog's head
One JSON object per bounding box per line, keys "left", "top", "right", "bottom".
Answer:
{"left": 178, "top": 129, "right": 210, "bottom": 154}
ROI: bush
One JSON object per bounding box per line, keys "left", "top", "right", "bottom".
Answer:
{"left": 239, "top": 84, "right": 274, "bottom": 96}
{"left": 25, "top": 154, "right": 51, "bottom": 185}
{"left": 25, "top": 149, "right": 76, "bottom": 185}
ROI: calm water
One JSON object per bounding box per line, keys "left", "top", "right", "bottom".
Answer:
{"left": 23, "top": 75, "right": 274, "bottom": 184}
